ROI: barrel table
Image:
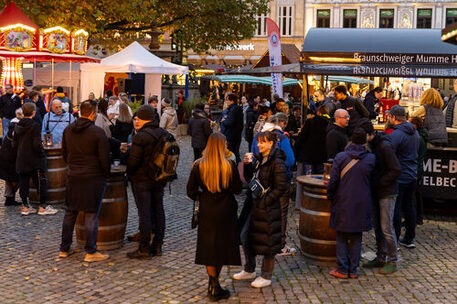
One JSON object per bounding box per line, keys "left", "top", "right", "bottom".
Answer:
{"left": 76, "top": 165, "right": 128, "bottom": 251}
{"left": 30, "top": 145, "right": 67, "bottom": 204}
{"left": 296, "top": 175, "right": 336, "bottom": 266}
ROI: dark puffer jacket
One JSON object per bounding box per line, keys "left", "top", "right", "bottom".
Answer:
{"left": 294, "top": 115, "right": 329, "bottom": 164}
{"left": 187, "top": 109, "right": 212, "bottom": 149}
{"left": 244, "top": 147, "right": 288, "bottom": 256}
{"left": 13, "top": 118, "right": 46, "bottom": 173}
{"left": 127, "top": 121, "right": 163, "bottom": 183}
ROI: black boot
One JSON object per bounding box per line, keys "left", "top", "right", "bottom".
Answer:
{"left": 127, "top": 246, "right": 152, "bottom": 260}
{"left": 4, "top": 197, "right": 20, "bottom": 206}
{"left": 151, "top": 242, "right": 162, "bottom": 257}
{"left": 208, "top": 276, "right": 230, "bottom": 302}
{"left": 127, "top": 231, "right": 141, "bottom": 242}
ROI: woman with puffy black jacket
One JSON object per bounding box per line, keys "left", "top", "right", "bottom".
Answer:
{"left": 233, "top": 131, "right": 288, "bottom": 288}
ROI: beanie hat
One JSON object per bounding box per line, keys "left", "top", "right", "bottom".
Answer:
{"left": 390, "top": 105, "right": 406, "bottom": 117}
{"left": 136, "top": 104, "right": 156, "bottom": 121}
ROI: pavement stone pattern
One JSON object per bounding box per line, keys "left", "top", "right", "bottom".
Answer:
{"left": 0, "top": 135, "right": 456, "bottom": 304}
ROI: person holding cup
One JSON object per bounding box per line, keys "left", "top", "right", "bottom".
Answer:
{"left": 233, "top": 131, "right": 288, "bottom": 288}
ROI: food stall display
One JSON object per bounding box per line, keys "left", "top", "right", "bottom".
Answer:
{"left": 0, "top": 3, "right": 99, "bottom": 93}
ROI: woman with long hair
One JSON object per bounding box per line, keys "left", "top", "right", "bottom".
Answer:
{"left": 186, "top": 132, "right": 242, "bottom": 302}
{"left": 112, "top": 103, "right": 133, "bottom": 142}
{"left": 95, "top": 98, "right": 113, "bottom": 138}
{"left": 412, "top": 88, "right": 447, "bottom": 146}
{"left": 234, "top": 131, "right": 288, "bottom": 288}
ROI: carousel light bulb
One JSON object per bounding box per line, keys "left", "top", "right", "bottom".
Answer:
{"left": 1, "top": 58, "right": 24, "bottom": 91}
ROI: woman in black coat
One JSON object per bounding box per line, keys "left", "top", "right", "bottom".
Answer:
{"left": 186, "top": 132, "right": 242, "bottom": 302}
{"left": 244, "top": 101, "right": 258, "bottom": 152}
{"left": 234, "top": 131, "right": 288, "bottom": 288}
{"left": 112, "top": 103, "right": 133, "bottom": 143}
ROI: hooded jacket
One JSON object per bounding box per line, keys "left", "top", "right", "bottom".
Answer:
{"left": 187, "top": 109, "right": 211, "bottom": 149}
{"left": 389, "top": 121, "right": 420, "bottom": 184}
{"left": 160, "top": 106, "right": 178, "bottom": 138}
{"left": 243, "top": 147, "right": 288, "bottom": 256}
{"left": 62, "top": 118, "right": 110, "bottom": 178}
{"left": 326, "top": 123, "right": 348, "bottom": 160}
{"left": 13, "top": 118, "right": 47, "bottom": 173}
{"left": 369, "top": 133, "right": 402, "bottom": 198}
{"left": 295, "top": 115, "right": 329, "bottom": 164}
{"left": 327, "top": 144, "right": 375, "bottom": 233}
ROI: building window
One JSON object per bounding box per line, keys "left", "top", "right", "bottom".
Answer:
{"left": 317, "top": 9, "right": 331, "bottom": 28}
{"left": 343, "top": 9, "right": 357, "bottom": 28}
{"left": 446, "top": 8, "right": 457, "bottom": 27}
{"left": 255, "top": 14, "right": 267, "bottom": 36}
{"left": 379, "top": 9, "right": 395, "bottom": 28}
{"left": 278, "top": 5, "right": 294, "bottom": 36}
{"left": 417, "top": 9, "right": 432, "bottom": 28}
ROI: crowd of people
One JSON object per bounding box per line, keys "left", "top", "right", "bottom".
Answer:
{"left": 0, "top": 81, "right": 452, "bottom": 301}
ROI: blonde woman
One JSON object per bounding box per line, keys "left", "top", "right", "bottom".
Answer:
{"left": 112, "top": 103, "right": 133, "bottom": 143}
{"left": 412, "top": 88, "right": 447, "bottom": 146}
{"left": 186, "top": 132, "right": 242, "bottom": 302}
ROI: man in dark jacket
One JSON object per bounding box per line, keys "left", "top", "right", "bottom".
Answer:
{"left": 14, "top": 103, "right": 58, "bottom": 216}
{"left": 334, "top": 85, "right": 369, "bottom": 135}
{"left": 187, "top": 103, "right": 212, "bottom": 160}
{"left": 326, "top": 109, "right": 349, "bottom": 160}
{"left": 60, "top": 100, "right": 110, "bottom": 262}
{"left": 221, "top": 94, "right": 243, "bottom": 162}
{"left": 0, "top": 108, "right": 22, "bottom": 206}
{"left": 359, "top": 120, "right": 402, "bottom": 274}
{"left": 295, "top": 105, "right": 330, "bottom": 174}
{"left": 388, "top": 105, "right": 420, "bottom": 249}
{"left": 125, "top": 104, "right": 165, "bottom": 259}
{"left": 244, "top": 100, "right": 258, "bottom": 152}
{"left": 363, "top": 87, "right": 383, "bottom": 120}
{"left": 24, "top": 91, "right": 43, "bottom": 126}
{"left": 0, "top": 83, "right": 22, "bottom": 139}
{"left": 327, "top": 128, "right": 375, "bottom": 279}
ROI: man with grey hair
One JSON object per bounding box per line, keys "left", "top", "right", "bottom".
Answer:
{"left": 326, "top": 109, "right": 350, "bottom": 160}
{"left": 42, "top": 99, "right": 75, "bottom": 145}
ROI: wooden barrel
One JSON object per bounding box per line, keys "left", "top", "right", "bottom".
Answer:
{"left": 75, "top": 165, "right": 128, "bottom": 251}
{"left": 296, "top": 175, "right": 336, "bottom": 266}
{"left": 30, "top": 145, "right": 67, "bottom": 204}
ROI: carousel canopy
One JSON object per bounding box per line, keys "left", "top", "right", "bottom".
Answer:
{"left": 81, "top": 41, "right": 188, "bottom": 74}
{"left": 0, "top": 2, "right": 39, "bottom": 29}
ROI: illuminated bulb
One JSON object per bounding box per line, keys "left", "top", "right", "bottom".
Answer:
{"left": 1, "top": 58, "right": 24, "bottom": 91}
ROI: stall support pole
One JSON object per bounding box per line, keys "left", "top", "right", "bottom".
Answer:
{"left": 51, "top": 59, "right": 54, "bottom": 89}
{"left": 301, "top": 74, "right": 309, "bottom": 127}
{"left": 33, "top": 59, "right": 36, "bottom": 87}
{"left": 69, "top": 61, "right": 72, "bottom": 104}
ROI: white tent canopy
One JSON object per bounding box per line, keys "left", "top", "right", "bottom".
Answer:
{"left": 80, "top": 41, "right": 188, "bottom": 101}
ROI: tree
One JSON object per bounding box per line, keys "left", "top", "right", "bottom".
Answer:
{"left": 3, "top": 0, "right": 269, "bottom": 52}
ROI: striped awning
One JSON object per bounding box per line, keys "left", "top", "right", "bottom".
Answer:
{"left": 202, "top": 75, "right": 299, "bottom": 86}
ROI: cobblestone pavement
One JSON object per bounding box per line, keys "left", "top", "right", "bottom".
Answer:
{"left": 1, "top": 136, "right": 457, "bottom": 304}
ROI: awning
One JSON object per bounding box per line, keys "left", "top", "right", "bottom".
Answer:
{"left": 202, "top": 75, "right": 299, "bottom": 86}
{"left": 315, "top": 75, "right": 374, "bottom": 84}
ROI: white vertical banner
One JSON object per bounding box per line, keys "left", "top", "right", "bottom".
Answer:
{"left": 266, "top": 17, "right": 283, "bottom": 98}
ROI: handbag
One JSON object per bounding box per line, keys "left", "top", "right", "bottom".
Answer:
{"left": 248, "top": 177, "right": 270, "bottom": 199}
{"left": 191, "top": 200, "right": 199, "bottom": 229}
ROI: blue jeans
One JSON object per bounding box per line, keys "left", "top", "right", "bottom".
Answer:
{"left": 336, "top": 231, "right": 362, "bottom": 275}
{"left": 394, "top": 182, "right": 417, "bottom": 244}
{"left": 373, "top": 196, "right": 397, "bottom": 263}
{"left": 133, "top": 181, "right": 165, "bottom": 249}
{"left": 2, "top": 118, "right": 10, "bottom": 140}
{"left": 60, "top": 183, "right": 106, "bottom": 254}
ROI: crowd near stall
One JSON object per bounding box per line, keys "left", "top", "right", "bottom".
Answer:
{"left": 2, "top": 2, "right": 457, "bottom": 302}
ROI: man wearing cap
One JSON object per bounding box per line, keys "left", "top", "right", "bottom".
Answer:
{"left": 387, "top": 105, "right": 420, "bottom": 249}
{"left": 124, "top": 104, "right": 166, "bottom": 259}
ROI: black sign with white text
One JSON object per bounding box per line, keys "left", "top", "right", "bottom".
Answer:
{"left": 420, "top": 148, "right": 457, "bottom": 200}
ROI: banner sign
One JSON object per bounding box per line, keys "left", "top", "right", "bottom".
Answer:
{"left": 420, "top": 148, "right": 457, "bottom": 200}
{"left": 266, "top": 18, "right": 283, "bottom": 98}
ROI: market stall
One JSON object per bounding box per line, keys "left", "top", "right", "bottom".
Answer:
{"left": 80, "top": 41, "right": 188, "bottom": 102}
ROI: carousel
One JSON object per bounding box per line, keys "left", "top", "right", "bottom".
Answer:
{"left": 0, "top": 2, "right": 99, "bottom": 109}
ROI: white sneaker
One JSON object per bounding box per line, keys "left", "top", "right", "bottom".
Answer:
{"left": 38, "top": 205, "right": 58, "bottom": 215}
{"left": 251, "top": 276, "right": 271, "bottom": 288}
{"left": 278, "top": 246, "right": 297, "bottom": 256}
{"left": 232, "top": 270, "right": 256, "bottom": 280}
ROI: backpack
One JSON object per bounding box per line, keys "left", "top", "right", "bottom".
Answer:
{"left": 145, "top": 128, "right": 180, "bottom": 183}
